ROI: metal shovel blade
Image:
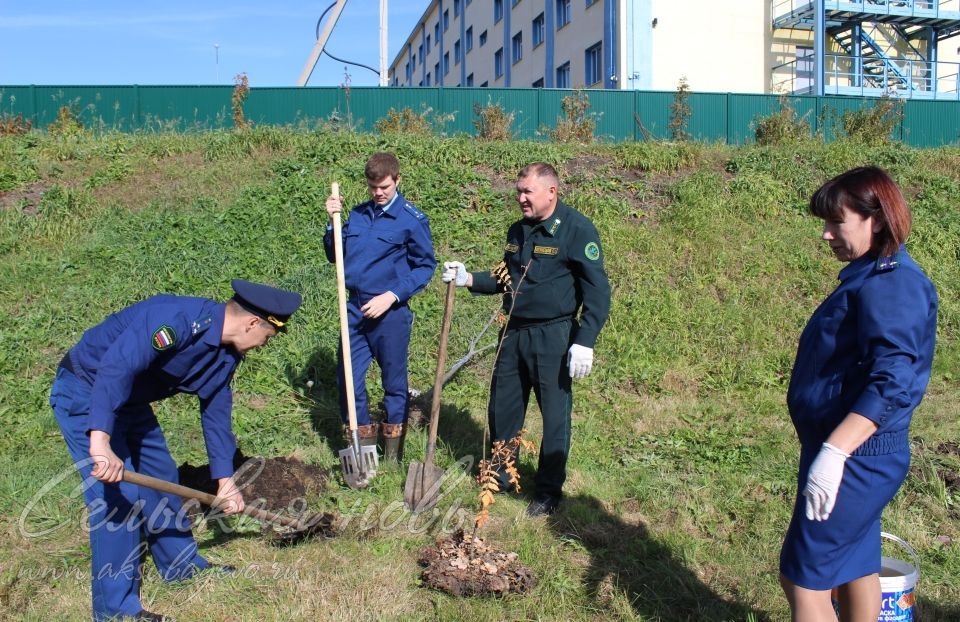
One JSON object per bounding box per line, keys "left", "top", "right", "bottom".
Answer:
{"left": 403, "top": 459, "right": 445, "bottom": 513}
{"left": 338, "top": 444, "right": 378, "bottom": 489}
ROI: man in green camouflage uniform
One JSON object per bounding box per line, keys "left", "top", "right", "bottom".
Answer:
{"left": 443, "top": 162, "right": 611, "bottom": 516}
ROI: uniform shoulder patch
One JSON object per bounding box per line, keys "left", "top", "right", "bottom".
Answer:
{"left": 505, "top": 243, "right": 519, "bottom": 253}
{"left": 191, "top": 314, "right": 213, "bottom": 335}
{"left": 534, "top": 245, "right": 559, "bottom": 256}
{"left": 584, "top": 242, "right": 601, "bottom": 261}
{"left": 152, "top": 325, "right": 177, "bottom": 351}
{"left": 403, "top": 202, "right": 426, "bottom": 219}
{"left": 875, "top": 255, "right": 899, "bottom": 272}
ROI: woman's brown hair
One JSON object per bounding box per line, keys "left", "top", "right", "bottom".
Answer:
{"left": 809, "top": 166, "right": 912, "bottom": 257}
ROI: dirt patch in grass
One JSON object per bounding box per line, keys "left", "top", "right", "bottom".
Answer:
{"left": 178, "top": 453, "right": 329, "bottom": 516}
{"left": 418, "top": 529, "right": 537, "bottom": 596}
{"left": 90, "top": 149, "right": 276, "bottom": 210}
{"left": 936, "top": 441, "right": 960, "bottom": 457}
{"left": 0, "top": 182, "right": 47, "bottom": 213}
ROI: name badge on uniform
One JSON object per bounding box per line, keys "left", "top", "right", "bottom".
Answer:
{"left": 534, "top": 245, "right": 559, "bottom": 256}
{"left": 505, "top": 243, "right": 519, "bottom": 253}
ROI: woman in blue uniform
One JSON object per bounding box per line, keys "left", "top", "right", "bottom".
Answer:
{"left": 780, "top": 166, "right": 937, "bottom": 621}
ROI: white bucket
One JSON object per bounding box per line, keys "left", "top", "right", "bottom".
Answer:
{"left": 878, "top": 532, "right": 919, "bottom": 622}
{"left": 831, "top": 533, "right": 920, "bottom": 621}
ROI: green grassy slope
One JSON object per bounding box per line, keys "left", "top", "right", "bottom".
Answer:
{"left": 1, "top": 129, "right": 958, "bottom": 621}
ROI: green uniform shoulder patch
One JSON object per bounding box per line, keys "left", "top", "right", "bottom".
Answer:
{"left": 505, "top": 243, "right": 519, "bottom": 253}
{"left": 152, "top": 325, "right": 177, "bottom": 351}
{"left": 584, "top": 242, "right": 600, "bottom": 261}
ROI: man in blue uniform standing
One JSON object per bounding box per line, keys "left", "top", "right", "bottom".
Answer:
{"left": 51, "top": 280, "right": 302, "bottom": 621}
{"left": 324, "top": 152, "right": 436, "bottom": 462}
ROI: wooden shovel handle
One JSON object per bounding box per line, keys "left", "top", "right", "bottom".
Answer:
{"left": 123, "top": 470, "right": 304, "bottom": 530}
{"left": 331, "top": 182, "right": 359, "bottom": 434}
{"left": 424, "top": 279, "right": 456, "bottom": 465}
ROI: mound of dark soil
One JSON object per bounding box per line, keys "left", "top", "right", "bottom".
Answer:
{"left": 178, "top": 453, "right": 329, "bottom": 517}
{"left": 418, "top": 529, "right": 537, "bottom": 597}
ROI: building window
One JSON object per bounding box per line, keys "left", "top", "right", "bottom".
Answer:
{"left": 480, "top": 30, "right": 488, "bottom": 47}
{"left": 533, "top": 77, "right": 544, "bottom": 87}
{"left": 467, "top": 73, "right": 474, "bottom": 86}
{"left": 556, "top": 61, "right": 570, "bottom": 88}
{"left": 418, "top": 43, "right": 423, "bottom": 61}
{"left": 435, "top": 22, "right": 440, "bottom": 41}
{"left": 533, "top": 13, "right": 545, "bottom": 48}
{"left": 455, "top": 40, "right": 461, "bottom": 64}
{"left": 495, "top": 47, "right": 504, "bottom": 78}
{"left": 512, "top": 32, "right": 523, "bottom": 64}
{"left": 426, "top": 73, "right": 431, "bottom": 86}
{"left": 443, "top": 9, "right": 449, "bottom": 31}
{"left": 494, "top": 0, "right": 503, "bottom": 23}
{"left": 435, "top": 62, "right": 441, "bottom": 81}
{"left": 513, "top": 0, "right": 521, "bottom": 6}
{"left": 481, "top": 81, "right": 488, "bottom": 87}
{"left": 466, "top": 27, "right": 473, "bottom": 51}
{"left": 412, "top": 53, "right": 417, "bottom": 67}
{"left": 585, "top": 41, "right": 602, "bottom": 85}
{"left": 586, "top": 0, "right": 597, "bottom": 6}
{"left": 444, "top": 52, "right": 450, "bottom": 75}
{"left": 556, "top": 0, "right": 571, "bottom": 28}
{"left": 419, "top": 79, "right": 424, "bottom": 87}
{"left": 426, "top": 34, "right": 431, "bottom": 53}
{"left": 455, "top": 0, "right": 461, "bottom": 18}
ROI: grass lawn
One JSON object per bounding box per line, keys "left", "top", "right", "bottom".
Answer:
{"left": 1, "top": 128, "right": 958, "bottom": 620}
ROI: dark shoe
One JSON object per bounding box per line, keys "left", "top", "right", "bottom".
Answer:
{"left": 381, "top": 422, "right": 406, "bottom": 463}
{"left": 135, "top": 611, "right": 171, "bottom": 622}
{"left": 526, "top": 495, "right": 561, "bottom": 517}
{"left": 208, "top": 563, "right": 237, "bottom": 575}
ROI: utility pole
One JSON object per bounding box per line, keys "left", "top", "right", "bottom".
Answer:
{"left": 379, "top": 0, "right": 389, "bottom": 86}
{"left": 298, "top": 0, "right": 350, "bottom": 86}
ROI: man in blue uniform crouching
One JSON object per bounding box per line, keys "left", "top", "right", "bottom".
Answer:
{"left": 50, "top": 280, "right": 301, "bottom": 621}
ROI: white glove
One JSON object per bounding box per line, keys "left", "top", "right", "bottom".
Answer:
{"left": 567, "top": 344, "right": 594, "bottom": 379}
{"left": 803, "top": 442, "right": 849, "bottom": 521}
{"left": 442, "top": 261, "right": 468, "bottom": 287}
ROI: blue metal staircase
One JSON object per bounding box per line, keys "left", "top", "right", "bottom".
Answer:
{"left": 772, "top": 0, "right": 960, "bottom": 98}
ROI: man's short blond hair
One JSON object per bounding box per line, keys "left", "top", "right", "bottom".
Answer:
{"left": 518, "top": 162, "right": 560, "bottom": 187}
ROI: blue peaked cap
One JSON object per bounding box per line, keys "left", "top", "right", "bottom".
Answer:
{"left": 230, "top": 279, "right": 302, "bottom": 331}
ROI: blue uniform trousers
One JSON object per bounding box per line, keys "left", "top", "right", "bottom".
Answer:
{"left": 337, "top": 301, "right": 412, "bottom": 426}
{"left": 51, "top": 368, "right": 209, "bottom": 621}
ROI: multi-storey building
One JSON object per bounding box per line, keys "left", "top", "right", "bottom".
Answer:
{"left": 389, "top": 0, "right": 960, "bottom": 99}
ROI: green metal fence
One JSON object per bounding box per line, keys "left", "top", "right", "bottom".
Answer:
{"left": 1, "top": 85, "right": 958, "bottom": 147}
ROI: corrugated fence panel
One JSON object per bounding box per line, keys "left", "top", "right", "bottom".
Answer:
{"left": 634, "top": 91, "right": 674, "bottom": 140}
{"left": 581, "top": 89, "right": 636, "bottom": 142}
{"left": 436, "top": 87, "right": 523, "bottom": 136}
{"left": 245, "top": 87, "right": 341, "bottom": 127}
{"left": 138, "top": 86, "right": 232, "bottom": 130}
{"left": 0, "top": 86, "right": 35, "bottom": 121}
{"left": 2, "top": 85, "right": 958, "bottom": 146}
{"left": 726, "top": 94, "right": 819, "bottom": 144}
{"left": 903, "top": 100, "right": 960, "bottom": 147}
{"left": 687, "top": 92, "right": 728, "bottom": 142}
{"left": 347, "top": 87, "right": 441, "bottom": 133}
{"left": 468, "top": 88, "right": 545, "bottom": 140}
{"left": 32, "top": 86, "right": 141, "bottom": 129}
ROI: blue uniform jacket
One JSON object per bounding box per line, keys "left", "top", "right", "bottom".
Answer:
{"left": 66, "top": 296, "right": 241, "bottom": 479}
{"left": 323, "top": 192, "right": 436, "bottom": 304}
{"left": 787, "top": 248, "right": 937, "bottom": 449}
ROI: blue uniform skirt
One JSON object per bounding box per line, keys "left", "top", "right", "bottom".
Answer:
{"left": 779, "top": 431, "right": 910, "bottom": 590}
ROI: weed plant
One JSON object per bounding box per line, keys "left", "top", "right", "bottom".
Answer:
{"left": 0, "top": 130, "right": 958, "bottom": 620}
{"left": 473, "top": 100, "right": 515, "bottom": 141}
{"left": 549, "top": 91, "right": 597, "bottom": 144}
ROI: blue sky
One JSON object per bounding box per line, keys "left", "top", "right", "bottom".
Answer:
{"left": 0, "top": 1, "right": 428, "bottom": 87}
